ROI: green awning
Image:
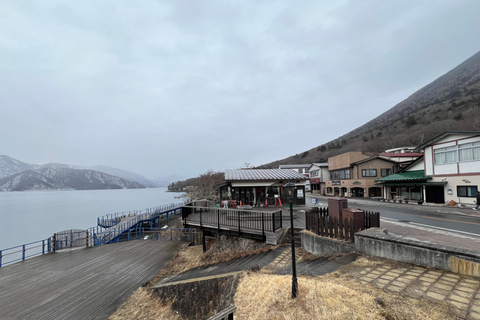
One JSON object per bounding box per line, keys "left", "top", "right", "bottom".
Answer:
{"left": 375, "top": 170, "right": 430, "bottom": 183}
{"left": 376, "top": 181, "right": 447, "bottom": 186}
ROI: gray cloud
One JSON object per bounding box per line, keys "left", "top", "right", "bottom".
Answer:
{"left": 1, "top": 0, "right": 479, "bottom": 179}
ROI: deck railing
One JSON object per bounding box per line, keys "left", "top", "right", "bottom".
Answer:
{"left": 183, "top": 205, "right": 283, "bottom": 235}
{"left": 0, "top": 239, "right": 50, "bottom": 268}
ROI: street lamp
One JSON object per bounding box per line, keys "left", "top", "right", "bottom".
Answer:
{"left": 284, "top": 181, "right": 298, "bottom": 298}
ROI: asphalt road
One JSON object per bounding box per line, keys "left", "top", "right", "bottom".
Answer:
{"left": 352, "top": 203, "right": 480, "bottom": 236}
{"left": 306, "top": 195, "right": 480, "bottom": 237}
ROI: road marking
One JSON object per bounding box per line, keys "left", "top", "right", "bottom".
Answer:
{"left": 381, "top": 217, "right": 480, "bottom": 238}
{"left": 374, "top": 210, "right": 480, "bottom": 226}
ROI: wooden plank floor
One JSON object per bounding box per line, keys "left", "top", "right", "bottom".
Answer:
{"left": 0, "top": 240, "right": 186, "bottom": 320}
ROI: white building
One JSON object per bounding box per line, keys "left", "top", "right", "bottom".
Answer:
{"left": 418, "top": 131, "right": 480, "bottom": 206}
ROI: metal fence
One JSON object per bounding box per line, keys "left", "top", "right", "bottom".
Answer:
{"left": 183, "top": 206, "right": 283, "bottom": 234}
{"left": 0, "top": 239, "right": 50, "bottom": 268}
{"left": 51, "top": 229, "right": 89, "bottom": 252}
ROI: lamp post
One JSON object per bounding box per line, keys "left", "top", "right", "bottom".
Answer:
{"left": 284, "top": 181, "right": 298, "bottom": 298}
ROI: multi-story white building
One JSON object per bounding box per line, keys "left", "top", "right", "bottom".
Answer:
{"left": 419, "top": 131, "right": 480, "bottom": 206}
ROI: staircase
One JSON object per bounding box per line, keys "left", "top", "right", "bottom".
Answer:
{"left": 284, "top": 228, "right": 302, "bottom": 248}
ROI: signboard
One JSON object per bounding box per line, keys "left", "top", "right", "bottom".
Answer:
{"left": 332, "top": 181, "right": 341, "bottom": 186}
{"left": 297, "top": 189, "right": 304, "bottom": 199}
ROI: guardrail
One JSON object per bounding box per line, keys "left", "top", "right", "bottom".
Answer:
{"left": 97, "top": 203, "right": 184, "bottom": 228}
{"left": 92, "top": 203, "right": 184, "bottom": 246}
{"left": 183, "top": 205, "right": 283, "bottom": 235}
{"left": 1, "top": 202, "right": 185, "bottom": 268}
{"left": 0, "top": 239, "right": 50, "bottom": 268}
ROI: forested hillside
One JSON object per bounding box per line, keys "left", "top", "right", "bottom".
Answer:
{"left": 261, "top": 50, "right": 480, "bottom": 168}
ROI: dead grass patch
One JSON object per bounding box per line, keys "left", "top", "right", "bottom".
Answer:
{"left": 234, "top": 273, "right": 456, "bottom": 320}
{"left": 201, "top": 235, "right": 273, "bottom": 264}
{"left": 108, "top": 287, "right": 181, "bottom": 320}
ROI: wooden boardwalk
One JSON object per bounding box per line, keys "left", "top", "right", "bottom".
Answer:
{"left": 0, "top": 239, "right": 186, "bottom": 320}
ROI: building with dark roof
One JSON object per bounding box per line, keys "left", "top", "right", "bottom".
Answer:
{"left": 219, "top": 169, "right": 309, "bottom": 206}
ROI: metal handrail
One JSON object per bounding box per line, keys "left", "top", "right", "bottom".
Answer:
{"left": 0, "top": 239, "right": 50, "bottom": 268}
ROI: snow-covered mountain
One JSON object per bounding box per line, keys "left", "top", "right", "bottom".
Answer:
{"left": 0, "top": 155, "right": 38, "bottom": 178}
{"left": 0, "top": 161, "right": 146, "bottom": 191}
{"left": 85, "top": 165, "right": 156, "bottom": 188}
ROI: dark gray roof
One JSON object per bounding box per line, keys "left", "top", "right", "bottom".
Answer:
{"left": 225, "top": 169, "right": 309, "bottom": 181}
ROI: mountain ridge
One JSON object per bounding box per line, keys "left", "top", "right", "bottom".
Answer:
{"left": 0, "top": 157, "right": 146, "bottom": 191}
{"left": 260, "top": 50, "right": 480, "bottom": 168}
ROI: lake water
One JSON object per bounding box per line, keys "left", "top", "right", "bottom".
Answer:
{"left": 0, "top": 188, "right": 181, "bottom": 250}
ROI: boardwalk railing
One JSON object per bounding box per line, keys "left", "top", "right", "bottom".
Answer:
{"left": 1, "top": 203, "right": 186, "bottom": 268}
{"left": 305, "top": 207, "right": 380, "bottom": 243}
{"left": 51, "top": 229, "right": 89, "bottom": 252}
{"left": 90, "top": 203, "right": 184, "bottom": 246}
{"left": 97, "top": 203, "right": 184, "bottom": 228}
{"left": 0, "top": 239, "right": 50, "bottom": 268}
{"left": 183, "top": 205, "right": 283, "bottom": 236}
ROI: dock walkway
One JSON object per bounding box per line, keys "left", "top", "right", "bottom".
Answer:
{"left": 0, "top": 239, "right": 186, "bottom": 320}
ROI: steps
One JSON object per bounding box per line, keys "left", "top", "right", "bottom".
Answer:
{"left": 284, "top": 228, "right": 302, "bottom": 247}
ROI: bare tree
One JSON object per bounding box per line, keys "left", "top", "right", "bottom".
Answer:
{"left": 190, "top": 171, "right": 225, "bottom": 200}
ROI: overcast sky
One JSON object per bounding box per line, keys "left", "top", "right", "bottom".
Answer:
{"left": 1, "top": 1, "right": 479, "bottom": 180}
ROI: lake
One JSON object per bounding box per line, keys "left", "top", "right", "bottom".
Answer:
{"left": 0, "top": 188, "right": 181, "bottom": 250}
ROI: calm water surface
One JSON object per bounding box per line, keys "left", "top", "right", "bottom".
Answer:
{"left": 0, "top": 188, "right": 180, "bottom": 249}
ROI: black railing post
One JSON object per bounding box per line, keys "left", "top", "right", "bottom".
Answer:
{"left": 272, "top": 212, "right": 275, "bottom": 232}
{"left": 218, "top": 209, "right": 220, "bottom": 231}
{"left": 262, "top": 212, "right": 265, "bottom": 236}
{"left": 238, "top": 211, "right": 241, "bottom": 235}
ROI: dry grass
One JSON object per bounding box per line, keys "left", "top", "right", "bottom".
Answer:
{"left": 109, "top": 287, "right": 181, "bottom": 320}
{"left": 234, "top": 271, "right": 456, "bottom": 320}
{"left": 201, "top": 235, "right": 273, "bottom": 264}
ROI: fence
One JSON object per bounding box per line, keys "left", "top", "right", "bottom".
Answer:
{"left": 51, "top": 229, "right": 89, "bottom": 252}
{"left": 97, "top": 203, "right": 184, "bottom": 228}
{"left": 0, "top": 239, "right": 50, "bottom": 268}
{"left": 305, "top": 207, "right": 380, "bottom": 243}
{"left": 183, "top": 205, "right": 283, "bottom": 235}
{"left": 92, "top": 203, "right": 183, "bottom": 246}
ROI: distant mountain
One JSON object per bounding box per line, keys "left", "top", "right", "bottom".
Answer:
{"left": 85, "top": 165, "right": 156, "bottom": 188}
{"left": 261, "top": 50, "right": 480, "bottom": 168}
{"left": 0, "top": 162, "right": 146, "bottom": 192}
{"left": 151, "top": 174, "right": 185, "bottom": 188}
{"left": 0, "top": 155, "right": 38, "bottom": 178}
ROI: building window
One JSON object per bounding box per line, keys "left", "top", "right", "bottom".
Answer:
{"left": 362, "top": 169, "right": 377, "bottom": 177}
{"left": 381, "top": 168, "right": 391, "bottom": 177}
{"left": 459, "top": 141, "right": 480, "bottom": 162}
{"left": 457, "top": 186, "right": 478, "bottom": 197}
{"left": 310, "top": 170, "right": 319, "bottom": 178}
{"left": 434, "top": 146, "right": 457, "bottom": 165}
{"left": 330, "top": 169, "right": 350, "bottom": 180}
{"left": 327, "top": 187, "right": 333, "bottom": 194}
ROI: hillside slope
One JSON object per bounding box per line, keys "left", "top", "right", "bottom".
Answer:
{"left": 261, "top": 50, "right": 480, "bottom": 168}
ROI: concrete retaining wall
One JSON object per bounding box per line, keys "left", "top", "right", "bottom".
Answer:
{"left": 301, "top": 230, "right": 354, "bottom": 256}
{"left": 355, "top": 228, "right": 480, "bottom": 277}
{"left": 302, "top": 228, "right": 480, "bottom": 277}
